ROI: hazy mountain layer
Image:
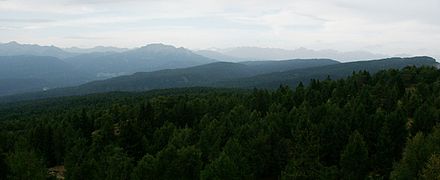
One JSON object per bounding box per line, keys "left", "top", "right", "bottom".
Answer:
{"left": 63, "top": 46, "right": 129, "bottom": 53}
{"left": 2, "top": 57, "right": 436, "bottom": 103}
{"left": 0, "top": 43, "right": 216, "bottom": 95}
{"left": 0, "top": 41, "right": 76, "bottom": 58}
{"left": 215, "top": 47, "right": 388, "bottom": 62}
{"left": 65, "top": 44, "right": 216, "bottom": 78}
{"left": 0, "top": 55, "right": 91, "bottom": 96}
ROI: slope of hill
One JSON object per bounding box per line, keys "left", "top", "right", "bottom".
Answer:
{"left": 0, "top": 78, "right": 50, "bottom": 96}
{"left": 240, "top": 59, "right": 339, "bottom": 73}
{"left": 194, "top": 50, "right": 250, "bottom": 62}
{"left": 0, "top": 55, "right": 83, "bottom": 80}
{"left": 0, "top": 55, "right": 92, "bottom": 96}
{"left": 0, "top": 58, "right": 338, "bottom": 101}
{"left": 56, "top": 57, "right": 436, "bottom": 96}
{"left": 56, "top": 59, "right": 339, "bottom": 92}
{"left": 221, "top": 56, "right": 438, "bottom": 88}
{"left": 1, "top": 56, "right": 436, "bottom": 103}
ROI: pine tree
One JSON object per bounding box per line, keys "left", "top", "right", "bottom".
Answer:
{"left": 98, "top": 146, "right": 133, "bottom": 180}
{"left": 0, "top": 150, "right": 8, "bottom": 180}
{"left": 412, "top": 103, "right": 438, "bottom": 135}
{"left": 6, "top": 140, "right": 46, "bottom": 180}
{"left": 390, "top": 133, "right": 429, "bottom": 180}
{"left": 201, "top": 152, "right": 240, "bottom": 180}
{"left": 374, "top": 110, "right": 408, "bottom": 177}
{"left": 131, "top": 154, "right": 158, "bottom": 180}
{"left": 340, "top": 131, "right": 369, "bottom": 180}
{"left": 420, "top": 154, "right": 440, "bottom": 180}
{"left": 282, "top": 125, "right": 324, "bottom": 179}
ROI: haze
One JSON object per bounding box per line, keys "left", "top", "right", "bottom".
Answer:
{"left": 0, "top": 0, "right": 439, "bottom": 60}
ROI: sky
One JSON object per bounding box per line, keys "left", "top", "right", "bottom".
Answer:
{"left": 0, "top": 0, "right": 439, "bottom": 59}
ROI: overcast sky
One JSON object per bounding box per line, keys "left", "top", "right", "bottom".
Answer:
{"left": 0, "top": 0, "right": 439, "bottom": 58}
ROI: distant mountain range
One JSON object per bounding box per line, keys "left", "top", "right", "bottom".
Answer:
{"left": 194, "top": 50, "right": 251, "bottom": 62}
{"left": 1, "top": 56, "right": 436, "bottom": 103}
{"left": 0, "top": 41, "right": 77, "bottom": 58}
{"left": 63, "top": 46, "right": 129, "bottom": 53}
{"left": 0, "top": 41, "right": 391, "bottom": 62}
{"left": 204, "top": 47, "right": 389, "bottom": 62}
{"left": 0, "top": 42, "right": 216, "bottom": 96}
{"left": 65, "top": 43, "right": 216, "bottom": 78}
{"left": 0, "top": 41, "right": 436, "bottom": 99}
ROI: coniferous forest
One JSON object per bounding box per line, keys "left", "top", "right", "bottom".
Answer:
{"left": 1, "top": 66, "right": 440, "bottom": 179}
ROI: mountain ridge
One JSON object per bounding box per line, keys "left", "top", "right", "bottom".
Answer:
{"left": 211, "top": 46, "right": 389, "bottom": 62}
{"left": 2, "top": 57, "right": 436, "bottom": 103}
{"left": 217, "top": 56, "right": 438, "bottom": 88}
{"left": 63, "top": 46, "right": 129, "bottom": 53}
{"left": 0, "top": 43, "right": 216, "bottom": 95}
{"left": 0, "top": 41, "right": 77, "bottom": 58}
{"left": 65, "top": 43, "right": 216, "bottom": 78}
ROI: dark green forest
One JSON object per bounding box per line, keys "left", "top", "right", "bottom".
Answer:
{"left": 1, "top": 66, "right": 440, "bottom": 179}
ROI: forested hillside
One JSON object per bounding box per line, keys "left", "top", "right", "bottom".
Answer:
{"left": 220, "top": 56, "right": 438, "bottom": 88}
{"left": 2, "top": 56, "right": 435, "bottom": 103}
{"left": 0, "top": 58, "right": 338, "bottom": 103}
{"left": 1, "top": 66, "right": 440, "bottom": 179}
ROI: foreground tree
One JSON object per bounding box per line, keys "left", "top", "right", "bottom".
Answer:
{"left": 390, "top": 133, "right": 428, "bottom": 179}
{"left": 6, "top": 140, "right": 46, "bottom": 180}
{"left": 201, "top": 152, "right": 240, "bottom": 180}
{"left": 339, "top": 131, "right": 369, "bottom": 180}
{"left": 420, "top": 154, "right": 440, "bottom": 180}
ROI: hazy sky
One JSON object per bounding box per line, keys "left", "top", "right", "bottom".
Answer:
{"left": 0, "top": 0, "right": 439, "bottom": 58}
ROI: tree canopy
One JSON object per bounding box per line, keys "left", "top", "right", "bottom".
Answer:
{"left": 1, "top": 66, "right": 440, "bottom": 179}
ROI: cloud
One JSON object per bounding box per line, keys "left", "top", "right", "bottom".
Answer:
{"left": 0, "top": 26, "right": 19, "bottom": 30}
{"left": 332, "top": 0, "right": 440, "bottom": 24}
{"left": 0, "top": 18, "right": 54, "bottom": 23}
{"left": 65, "top": 0, "right": 145, "bottom": 5}
{"left": 0, "top": 0, "right": 99, "bottom": 14}
{"left": 0, "top": 0, "right": 438, "bottom": 58}
{"left": 64, "top": 36, "right": 110, "bottom": 40}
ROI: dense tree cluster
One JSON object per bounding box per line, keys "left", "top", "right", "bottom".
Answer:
{"left": 1, "top": 66, "right": 440, "bottom": 179}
